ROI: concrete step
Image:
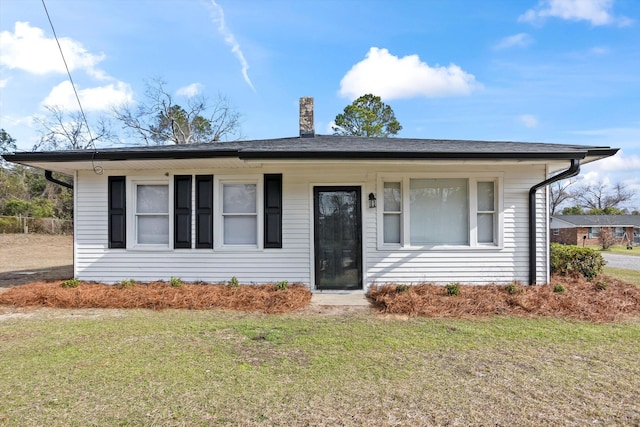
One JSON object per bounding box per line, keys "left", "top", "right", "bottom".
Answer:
{"left": 310, "top": 292, "right": 370, "bottom": 306}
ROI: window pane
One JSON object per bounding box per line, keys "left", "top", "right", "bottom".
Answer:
{"left": 383, "top": 214, "right": 401, "bottom": 244}
{"left": 477, "top": 213, "right": 494, "bottom": 243}
{"left": 384, "top": 182, "right": 401, "bottom": 212}
{"left": 138, "top": 215, "right": 169, "bottom": 244}
{"left": 410, "top": 178, "right": 468, "bottom": 245}
{"left": 137, "top": 185, "right": 168, "bottom": 213}
{"left": 477, "top": 182, "right": 494, "bottom": 211}
{"left": 223, "top": 184, "right": 256, "bottom": 213}
{"left": 224, "top": 216, "right": 257, "bottom": 244}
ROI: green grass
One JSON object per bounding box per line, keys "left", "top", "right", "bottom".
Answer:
{"left": 1, "top": 309, "right": 639, "bottom": 426}
{"left": 591, "top": 245, "right": 640, "bottom": 257}
{"left": 604, "top": 266, "right": 640, "bottom": 287}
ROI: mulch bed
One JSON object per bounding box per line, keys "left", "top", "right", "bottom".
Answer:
{"left": 1, "top": 275, "right": 639, "bottom": 322}
{"left": 0, "top": 281, "right": 312, "bottom": 314}
{"left": 367, "top": 275, "right": 640, "bottom": 322}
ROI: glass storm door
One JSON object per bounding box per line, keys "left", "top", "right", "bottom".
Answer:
{"left": 314, "top": 187, "right": 362, "bottom": 290}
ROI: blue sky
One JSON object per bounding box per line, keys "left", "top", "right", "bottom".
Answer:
{"left": 1, "top": 0, "right": 639, "bottom": 208}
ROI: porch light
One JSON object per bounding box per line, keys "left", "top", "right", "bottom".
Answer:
{"left": 368, "top": 193, "right": 377, "bottom": 209}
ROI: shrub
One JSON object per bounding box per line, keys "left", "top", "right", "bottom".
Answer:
{"left": 553, "top": 284, "right": 566, "bottom": 293}
{"left": 275, "top": 280, "right": 289, "bottom": 291}
{"left": 228, "top": 276, "right": 239, "bottom": 288}
{"left": 169, "top": 277, "right": 182, "bottom": 288}
{"left": 119, "top": 278, "right": 135, "bottom": 289}
{"left": 505, "top": 282, "right": 521, "bottom": 295}
{"left": 395, "top": 284, "right": 410, "bottom": 293}
{"left": 445, "top": 283, "right": 460, "bottom": 296}
{"left": 550, "top": 243, "right": 605, "bottom": 281}
{"left": 61, "top": 278, "right": 79, "bottom": 288}
{"left": 0, "top": 217, "right": 21, "bottom": 233}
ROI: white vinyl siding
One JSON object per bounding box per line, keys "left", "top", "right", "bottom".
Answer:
{"left": 73, "top": 162, "right": 549, "bottom": 287}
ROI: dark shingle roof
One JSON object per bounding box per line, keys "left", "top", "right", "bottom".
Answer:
{"left": 552, "top": 215, "right": 640, "bottom": 227}
{"left": 3, "top": 134, "right": 618, "bottom": 163}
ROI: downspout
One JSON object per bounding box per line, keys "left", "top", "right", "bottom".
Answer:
{"left": 45, "top": 170, "right": 73, "bottom": 189}
{"left": 528, "top": 159, "right": 580, "bottom": 285}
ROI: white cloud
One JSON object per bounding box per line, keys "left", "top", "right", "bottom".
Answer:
{"left": 519, "top": 114, "right": 539, "bottom": 128}
{"left": 494, "top": 33, "right": 534, "bottom": 50}
{"left": 208, "top": 1, "right": 255, "bottom": 91}
{"left": 0, "top": 78, "right": 8, "bottom": 89}
{"left": 338, "top": 47, "right": 480, "bottom": 100}
{"left": 585, "top": 150, "right": 640, "bottom": 172}
{"left": 589, "top": 46, "right": 610, "bottom": 55}
{"left": 41, "top": 80, "right": 133, "bottom": 112}
{"left": 0, "top": 21, "right": 107, "bottom": 78}
{"left": 176, "top": 83, "right": 204, "bottom": 98}
{"left": 519, "top": 0, "right": 633, "bottom": 27}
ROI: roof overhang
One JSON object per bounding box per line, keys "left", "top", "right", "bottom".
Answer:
{"left": 2, "top": 136, "right": 619, "bottom": 175}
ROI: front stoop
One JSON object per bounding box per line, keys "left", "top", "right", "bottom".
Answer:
{"left": 310, "top": 292, "right": 370, "bottom": 306}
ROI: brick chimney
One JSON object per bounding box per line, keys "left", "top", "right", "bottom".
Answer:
{"left": 299, "top": 97, "right": 314, "bottom": 138}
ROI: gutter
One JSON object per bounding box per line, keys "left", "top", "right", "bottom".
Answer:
{"left": 528, "top": 159, "right": 580, "bottom": 285}
{"left": 45, "top": 170, "right": 73, "bottom": 189}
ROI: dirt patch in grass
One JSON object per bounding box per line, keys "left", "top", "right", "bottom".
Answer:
{"left": 367, "top": 275, "right": 640, "bottom": 323}
{"left": 0, "top": 281, "right": 312, "bottom": 314}
{"left": 0, "top": 234, "right": 72, "bottom": 273}
{"left": 0, "top": 234, "right": 73, "bottom": 287}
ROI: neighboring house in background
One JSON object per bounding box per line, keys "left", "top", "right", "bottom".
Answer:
{"left": 2, "top": 98, "right": 618, "bottom": 289}
{"left": 550, "top": 215, "right": 640, "bottom": 247}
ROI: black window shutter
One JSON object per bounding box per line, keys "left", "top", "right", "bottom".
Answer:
{"left": 108, "top": 176, "right": 126, "bottom": 249}
{"left": 195, "top": 175, "right": 213, "bottom": 248}
{"left": 264, "top": 174, "right": 282, "bottom": 248}
{"left": 174, "top": 175, "right": 192, "bottom": 248}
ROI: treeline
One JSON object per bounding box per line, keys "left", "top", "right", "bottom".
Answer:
{"left": 0, "top": 165, "right": 73, "bottom": 220}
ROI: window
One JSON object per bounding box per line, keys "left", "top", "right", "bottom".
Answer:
{"left": 109, "top": 174, "right": 279, "bottom": 250}
{"left": 379, "top": 175, "right": 500, "bottom": 249}
{"left": 477, "top": 181, "right": 496, "bottom": 244}
{"left": 135, "top": 183, "right": 169, "bottom": 246}
{"left": 221, "top": 181, "right": 258, "bottom": 246}
{"left": 552, "top": 228, "right": 559, "bottom": 236}
{"left": 588, "top": 227, "right": 600, "bottom": 239}
{"left": 614, "top": 227, "right": 625, "bottom": 239}
{"left": 383, "top": 182, "right": 401, "bottom": 244}
{"left": 410, "top": 178, "right": 468, "bottom": 245}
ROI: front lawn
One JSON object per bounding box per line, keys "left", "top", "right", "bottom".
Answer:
{"left": 1, "top": 309, "right": 638, "bottom": 426}
{"left": 604, "top": 266, "right": 640, "bottom": 286}
{"left": 594, "top": 245, "right": 640, "bottom": 257}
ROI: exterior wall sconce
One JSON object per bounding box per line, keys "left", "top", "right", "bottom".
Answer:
{"left": 368, "top": 193, "right": 377, "bottom": 208}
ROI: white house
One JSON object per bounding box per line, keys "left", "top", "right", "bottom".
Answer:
{"left": 3, "top": 98, "right": 618, "bottom": 290}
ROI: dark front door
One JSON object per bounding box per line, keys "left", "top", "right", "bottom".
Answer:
{"left": 314, "top": 187, "right": 362, "bottom": 290}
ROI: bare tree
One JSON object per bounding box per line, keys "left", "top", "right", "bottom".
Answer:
{"left": 598, "top": 227, "right": 615, "bottom": 250}
{"left": 549, "top": 179, "right": 578, "bottom": 215}
{"left": 575, "top": 181, "right": 633, "bottom": 212}
{"left": 113, "top": 79, "right": 242, "bottom": 145}
{"left": 33, "top": 105, "right": 116, "bottom": 151}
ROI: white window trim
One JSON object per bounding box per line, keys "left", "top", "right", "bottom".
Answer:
{"left": 214, "top": 175, "right": 263, "bottom": 251}
{"left": 376, "top": 173, "right": 504, "bottom": 251}
{"left": 126, "top": 177, "right": 173, "bottom": 251}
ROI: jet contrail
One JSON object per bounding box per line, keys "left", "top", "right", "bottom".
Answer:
{"left": 209, "top": 1, "right": 255, "bottom": 92}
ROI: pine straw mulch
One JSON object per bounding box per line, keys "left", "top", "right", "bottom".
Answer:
{"left": 367, "top": 275, "right": 640, "bottom": 323}
{"left": 0, "top": 281, "right": 312, "bottom": 314}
